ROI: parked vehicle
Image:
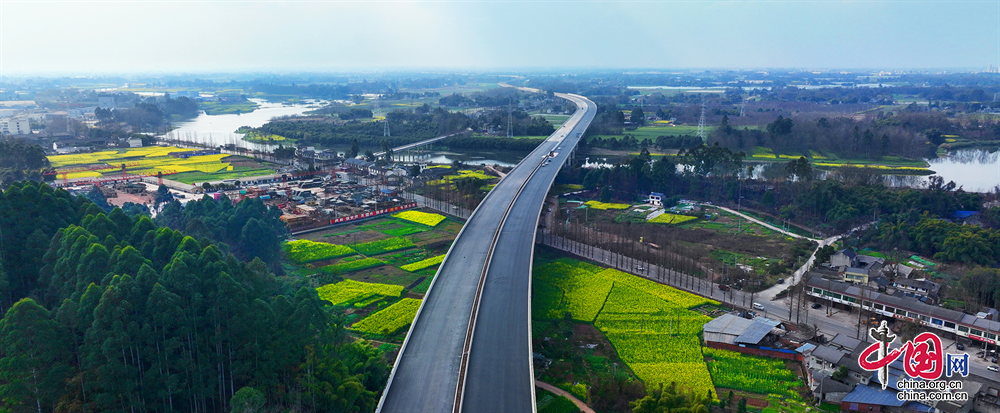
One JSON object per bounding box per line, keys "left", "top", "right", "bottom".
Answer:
{"left": 812, "top": 303, "right": 822, "bottom": 309}
{"left": 957, "top": 343, "right": 965, "bottom": 350}
{"left": 777, "top": 278, "right": 785, "bottom": 284}
{"left": 718, "top": 284, "right": 730, "bottom": 291}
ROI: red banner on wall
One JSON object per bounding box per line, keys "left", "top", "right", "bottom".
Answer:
{"left": 330, "top": 203, "right": 417, "bottom": 225}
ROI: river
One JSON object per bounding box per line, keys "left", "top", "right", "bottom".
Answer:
{"left": 927, "top": 149, "right": 1000, "bottom": 192}
{"left": 584, "top": 148, "right": 1000, "bottom": 193}
{"left": 160, "top": 99, "right": 323, "bottom": 151}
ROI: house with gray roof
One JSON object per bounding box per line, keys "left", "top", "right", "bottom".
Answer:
{"left": 829, "top": 333, "right": 862, "bottom": 353}
{"left": 809, "top": 344, "right": 847, "bottom": 373}
{"left": 703, "top": 313, "right": 783, "bottom": 347}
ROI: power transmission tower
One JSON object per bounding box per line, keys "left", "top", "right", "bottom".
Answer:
{"left": 374, "top": 95, "right": 389, "bottom": 137}
{"left": 696, "top": 101, "right": 707, "bottom": 140}
{"left": 507, "top": 98, "right": 513, "bottom": 138}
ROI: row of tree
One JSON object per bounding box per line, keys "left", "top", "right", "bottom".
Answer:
{"left": 709, "top": 114, "right": 930, "bottom": 160}
{"left": 256, "top": 107, "right": 471, "bottom": 148}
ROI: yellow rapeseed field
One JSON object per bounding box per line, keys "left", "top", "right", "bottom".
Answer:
{"left": 49, "top": 146, "right": 238, "bottom": 179}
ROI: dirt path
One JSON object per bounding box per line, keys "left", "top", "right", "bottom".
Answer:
{"left": 535, "top": 380, "right": 596, "bottom": 413}
{"left": 704, "top": 204, "right": 816, "bottom": 241}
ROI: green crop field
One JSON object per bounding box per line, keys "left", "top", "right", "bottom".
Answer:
{"left": 400, "top": 254, "right": 446, "bottom": 272}
{"left": 284, "top": 239, "right": 356, "bottom": 263}
{"left": 648, "top": 212, "right": 698, "bottom": 225}
{"left": 321, "top": 257, "right": 386, "bottom": 273}
{"left": 349, "top": 237, "right": 415, "bottom": 256}
{"left": 593, "top": 125, "right": 709, "bottom": 141}
{"left": 538, "top": 114, "right": 571, "bottom": 127}
{"left": 350, "top": 298, "right": 422, "bottom": 336}
{"left": 47, "top": 146, "right": 276, "bottom": 184}
{"left": 316, "top": 279, "right": 403, "bottom": 306}
{"left": 533, "top": 262, "right": 614, "bottom": 322}
{"left": 200, "top": 100, "right": 260, "bottom": 115}
{"left": 704, "top": 348, "right": 804, "bottom": 399}
{"left": 532, "top": 255, "right": 717, "bottom": 397}
{"left": 392, "top": 210, "right": 447, "bottom": 227}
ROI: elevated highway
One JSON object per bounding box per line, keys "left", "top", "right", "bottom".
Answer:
{"left": 377, "top": 91, "right": 596, "bottom": 413}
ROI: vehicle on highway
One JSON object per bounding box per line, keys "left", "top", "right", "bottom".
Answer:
{"left": 812, "top": 303, "right": 822, "bottom": 309}
{"left": 718, "top": 284, "right": 730, "bottom": 291}
{"left": 989, "top": 365, "right": 999, "bottom": 372}
{"left": 752, "top": 303, "right": 765, "bottom": 310}
{"left": 635, "top": 266, "right": 645, "bottom": 271}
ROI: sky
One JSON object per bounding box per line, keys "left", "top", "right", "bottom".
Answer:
{"left": 1, "top": 0, "right": 998, "bottom": 74}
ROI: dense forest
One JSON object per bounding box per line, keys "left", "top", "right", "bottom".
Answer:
{"left": 255, "top": 100, "right": 558, "bottom": 151}
{"left": 0, "top": 182, "right": 388, "bottom": 413}
{"left": 0, "top": 139, "right": 51, "bottom": 184}
{"left": 707, "top": 112, "right": 967, "bottom": 159}
{"left": 155, "top": 196, "right": 287, "bottom": 273}
{"left": 95, "top": 96, "right": 199, "bottom": 134}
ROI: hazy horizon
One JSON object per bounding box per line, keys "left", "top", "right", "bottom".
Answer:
{"left": 2, "top": 0, "right": 999, "bottom": 75}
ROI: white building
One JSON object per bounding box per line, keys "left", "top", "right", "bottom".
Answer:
{"left": 0, "top": 118, "right": 30, "bottom": 135}
{"left": 97, "top": 95, "right": 117, "bottom": 109}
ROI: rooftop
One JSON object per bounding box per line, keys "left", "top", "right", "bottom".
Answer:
{"left": 811, "top": 345, "right": 847, "bottom": 364}
{"left": 841, "top": 385, "right": 905, "bottom": 407}
{"left": 734, "top": 321, "right": 774, "bottom": 345}
{"left": 703, "top": 313, "right": 755, "bottom": 336}
{"left": 830, "top": 333, "right": 862, "bottom": 351}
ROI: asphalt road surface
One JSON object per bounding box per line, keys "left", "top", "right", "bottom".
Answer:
{"left": 377, "top": 92, "right": 596, "bottom": 413}
{"left": 461, "top": 94, "right": 595, "bottom": 413}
